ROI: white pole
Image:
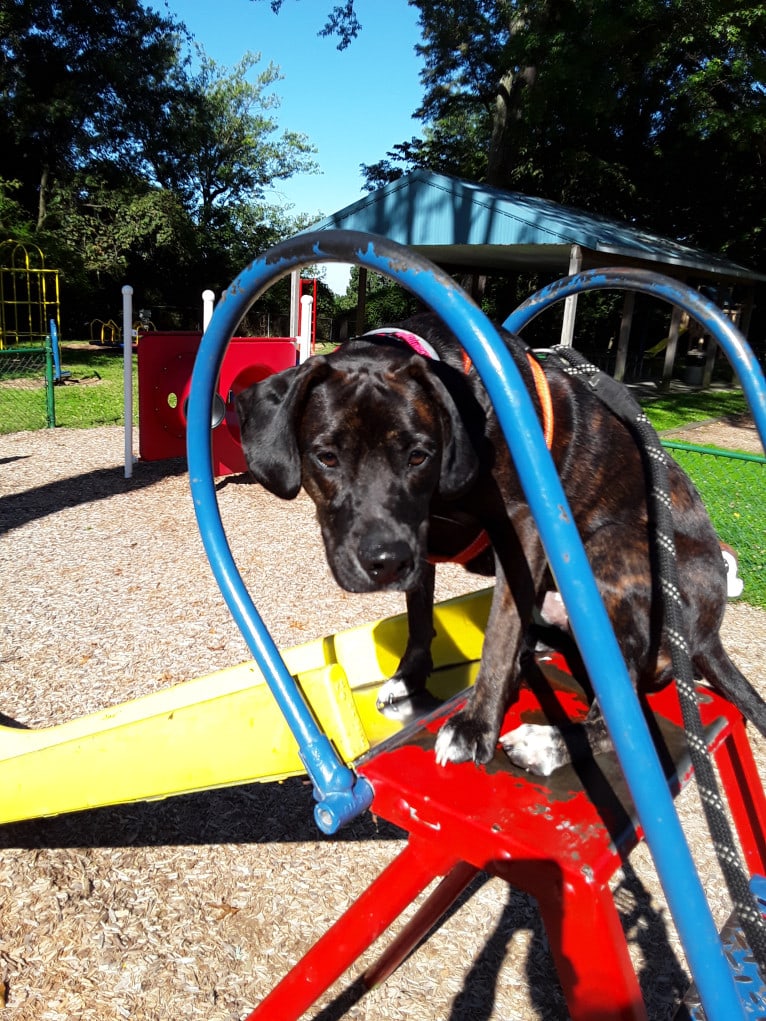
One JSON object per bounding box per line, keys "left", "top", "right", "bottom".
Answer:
{"left": 202, "top": 289, "right": 216, "bottom": 332}
{"left": 289, "top": 270, "right": 300, "bottom": 338}
{"left": 122, "top": 285, "right": 134, "bottom": 478}
{"left": 560, "top": 244, "right": 583, "bottom": 347}
{"left": 299, "top": 294, "right": 313, "bottom": 363}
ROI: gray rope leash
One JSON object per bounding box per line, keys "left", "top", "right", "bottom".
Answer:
{"left": 548, "top": 344, "right": 766, "bottom": 977}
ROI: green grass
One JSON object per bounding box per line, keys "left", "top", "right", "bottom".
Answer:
{"left": 640, "top": 388, "right": 748, "bottom": 432}
{"left": 666, "top": 445, "right": 766, "bottom": 610}
{"left": 0, "top": 343, "right": 137, "bottom": 433}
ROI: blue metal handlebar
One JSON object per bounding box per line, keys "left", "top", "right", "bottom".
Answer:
{"left": 187, "top": 229, "right": 763, "bottom": 1019}
{"left": 504, "top": 267, "right": 766, "bottom": 449}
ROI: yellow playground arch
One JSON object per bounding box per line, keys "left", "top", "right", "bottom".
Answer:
{"left": 0, "top": 239, "right": 61, "bottom": 349}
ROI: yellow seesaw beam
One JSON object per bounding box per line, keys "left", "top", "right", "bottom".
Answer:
{"left": 0, "top": 588, "right": 491, "bottom": 825}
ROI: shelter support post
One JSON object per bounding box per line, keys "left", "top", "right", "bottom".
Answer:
{"left": 614, "top": 290, "right": 635, "bottom": 382}
{"left": 661, "top": 304, "right": 683, "bottom": 392}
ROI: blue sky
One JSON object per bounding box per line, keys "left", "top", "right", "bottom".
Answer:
{"left": 164, "top": 0, "right": 426, "bottom": 290}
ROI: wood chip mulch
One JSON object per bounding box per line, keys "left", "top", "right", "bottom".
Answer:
{"left": 0, "top": 422, "right": 764, "bottom": 1020}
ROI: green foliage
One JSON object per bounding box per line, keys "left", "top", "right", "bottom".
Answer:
{"left": 255, "top": 0, "right": 361, "bottom": 49}
{"left": 335, "top": 268, "right": 419, "bottom": 327}
{"left": 361, "top": 0, "right": 766, "bottom": 271}
{"left": 146, "top": 51, "right": 317, "bottom": 231}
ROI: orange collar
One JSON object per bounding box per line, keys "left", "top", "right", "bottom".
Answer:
{"left": 525, "top": 352, "right": 554, "bottom": 450}
{"left": 461, "top": 349, "right": 553, "bottom": 450}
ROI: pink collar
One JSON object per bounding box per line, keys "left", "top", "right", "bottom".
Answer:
{"left": 362, "top": 328, "right": 440, "bottom": 362}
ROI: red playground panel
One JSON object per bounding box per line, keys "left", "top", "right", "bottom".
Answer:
{"left": 138, "top": 332, "right": 296, "bottom": 476}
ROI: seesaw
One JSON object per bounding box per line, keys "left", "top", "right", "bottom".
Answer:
{"left": 0, "top": 586, "right": 491, "bottom": 824}
{"left": 4, "top": 229, "right": 766, "bottom": 1019}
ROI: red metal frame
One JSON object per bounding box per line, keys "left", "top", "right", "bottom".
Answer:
{"left": 245, "top": 654, "right": 766, "bottom": 1020}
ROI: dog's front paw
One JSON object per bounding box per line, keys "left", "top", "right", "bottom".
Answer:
{"left": 434, "top": 712, "right": 498, "bottom": 767}
{"left": 499, "top": 723, "right": 568, "bottom": 776}
{"left": 376, "top": 676, "right": 414, "bottom": 708}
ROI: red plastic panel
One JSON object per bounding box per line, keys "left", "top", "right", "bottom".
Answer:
{"left": 138, "top": 332, "right": 296, "bottom": 475}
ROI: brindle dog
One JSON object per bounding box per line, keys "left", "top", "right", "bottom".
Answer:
{"left": 235, "top": 312, "right": 766, "bottom": 775}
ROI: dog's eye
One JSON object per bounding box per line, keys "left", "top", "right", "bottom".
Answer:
{"left": 408, "top": 449, "right": 429, "bottom": 468}
{"left": 316, "top": 450, "right": 339, "bottom": 468}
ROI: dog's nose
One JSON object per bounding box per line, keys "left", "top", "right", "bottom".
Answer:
{"left": 358, "top": 540, "right": 414, "bottom": 586}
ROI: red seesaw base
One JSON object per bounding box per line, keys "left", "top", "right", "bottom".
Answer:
{"left": 247, "top": 653, "right": 766, "bottom": 1020}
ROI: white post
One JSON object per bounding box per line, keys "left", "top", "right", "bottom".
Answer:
{"left": 122, "top": 285, "right": 134, "bottom": 478}
{"left": 289, "top": 270, "right": 300, "bottom": 339}
{"left": 559, "top": 245, "right": 583, "bottom": 347}
{"left": 202, "top": 289, "right": 216, "bottom": 332}
{"left": 298, "top": 294, "right": 314, "bottom": 363}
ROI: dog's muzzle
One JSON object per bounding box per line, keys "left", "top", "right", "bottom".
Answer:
{"left": 357, "top": 538, "right": 415, "bottom": 588}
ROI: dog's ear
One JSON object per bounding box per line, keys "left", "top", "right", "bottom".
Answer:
{"left": 407, "top": 361, "right": 479, "bottom": 499}
{"left": 235, "top": 357, "right": 330, "bottom": 499}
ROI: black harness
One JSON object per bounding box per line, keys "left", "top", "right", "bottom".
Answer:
{"left": 546, "top": 343, "right": 766, "bottom": 974}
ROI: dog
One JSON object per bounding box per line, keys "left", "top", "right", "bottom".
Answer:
{"left": 235, "top": 312, "right": 766, "bottom": 776}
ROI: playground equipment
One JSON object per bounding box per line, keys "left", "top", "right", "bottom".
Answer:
{"left": 127, "top": 282, "right": 315, "bottom": 478}
{"left": 137, "top": 331, "right": 295, "bottom": 476}
{"left": 1, "top": 230, "right": 765, "bottom": 1016}
{"left": 0, "top": 240, "right": 61, "bottom": 349}
{"left": 187, "top": 230, "right": 766, "bottom": 1019}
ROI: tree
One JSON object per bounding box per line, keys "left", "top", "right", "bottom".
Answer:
{"left": 253, "top": 0, "right": 362, "bottom": 48}
{"left": 364, "top": 1, "right": 766, "bottom": 268}
{"left": 144, "top": 51, "right": 317, "bottom": 234}
{"left": 0, "top": 0, "right": 185, "bottom": 229}
{"left": 1, "top": 3, "right": 323, "bottom": 332}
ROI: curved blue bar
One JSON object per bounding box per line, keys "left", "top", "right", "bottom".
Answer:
{"left": 188, "top": 230, "right": 746, "bottom": 1017}
{"left": 504, "top": 267, "right": 766, "bottom": 450}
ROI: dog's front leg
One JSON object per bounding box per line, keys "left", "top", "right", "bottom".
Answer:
{"left": 377, "top": 562, "right": 436, "bottom": 707}
{"left": 434, "top": 520, "right": 545, "bottom": 766}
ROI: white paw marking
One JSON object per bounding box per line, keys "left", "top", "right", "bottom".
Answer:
{"left": 376, "top": 676, "right": 412, "bottom": 706}
{"left": 500, "top": 723, "right": 564, "bottom": 776}
{"left": 722, "top": 549, "right": 744, "bottom": 598}
{"left": 434, "top": 724, "right": 465, "bottom": 767}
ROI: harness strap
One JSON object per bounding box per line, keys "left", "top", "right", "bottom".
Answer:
{"left": 549, "top": 343, "right": 766, "bottom": 973}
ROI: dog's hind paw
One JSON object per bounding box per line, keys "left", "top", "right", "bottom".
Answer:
{"left": 500, "top": 724, "right": 568, "bottom": 776}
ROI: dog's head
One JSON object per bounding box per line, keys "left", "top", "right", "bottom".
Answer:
{"left": 235, "top": 342, "right": 479, "bottom": 593}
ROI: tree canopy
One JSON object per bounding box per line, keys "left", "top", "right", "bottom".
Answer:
{"left": 291, "top": 0, "right": 765, "bottom": 272}
{"left": 0, "top": 1, "right": 321, "bottom": 331}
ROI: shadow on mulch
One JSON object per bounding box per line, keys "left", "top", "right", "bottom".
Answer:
{"left": 0, "top": 456, "right": 187, "bottom": 536}
{"left": 0, "top": 769, "right": 688, "bottom": 1020}
{"left": 0, "top": 775, "right": 405, "bottom": 849}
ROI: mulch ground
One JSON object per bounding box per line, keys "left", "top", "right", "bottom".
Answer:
{"left": 0, "top": 419, "right": 764, "bottom": 1020}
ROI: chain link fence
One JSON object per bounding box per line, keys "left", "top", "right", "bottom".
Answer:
{"left": 0, "top": 342, "right": 55, "bottom": 433}
{"left": 665, "top": 441, "right": 766, "bottom": 610}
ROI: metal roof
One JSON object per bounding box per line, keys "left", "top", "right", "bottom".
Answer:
{"left": 307, "top": 170, "right": 765, "bottom": 285}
